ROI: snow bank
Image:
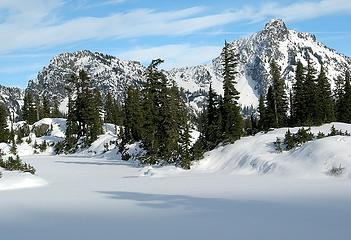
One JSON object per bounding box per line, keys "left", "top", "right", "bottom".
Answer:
{"left": 0, "top": 171, "right": 47, "bottom": 191}
{"left": 193, "top": 123, "right": 351, "bottom": 179}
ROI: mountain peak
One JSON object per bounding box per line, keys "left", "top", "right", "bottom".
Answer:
{"left": 264, "top": 19, "right": 287, "bottom": 31}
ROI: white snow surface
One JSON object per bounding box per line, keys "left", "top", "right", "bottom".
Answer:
{"left": 1, "top": 121, "right": 351, "bottom": 239}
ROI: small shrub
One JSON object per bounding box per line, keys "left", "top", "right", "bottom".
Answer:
{"left": 328, "top": 164, "right": 345, "bottom": 177}
{"left": 0, "top": 155, "right": 36, "bottom": 175}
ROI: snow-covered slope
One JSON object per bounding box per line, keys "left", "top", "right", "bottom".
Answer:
{"left": 24, "top": 19, "right": 351, "bottom": 114}
{"left": 0, "top": 84, "right": 23, "bottom": 114}
{"left": 26, "top": 51, "right": 145, "bottom": 104}
{"left": 190, "top": 123, "right": 351, "bottom": 179}
{"left": 170, "top": 19, "right": 351, "bottom": 109}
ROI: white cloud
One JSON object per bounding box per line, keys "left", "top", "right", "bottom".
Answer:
{"left": 0, "top": 0, "right": 350, "bottom": 54}
{"left": 119, "top": 44, "right": 222, "bottom": 69}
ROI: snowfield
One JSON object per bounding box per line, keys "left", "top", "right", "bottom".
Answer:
{"left": 1, "top": 122, "right": 351, "bottom": 239}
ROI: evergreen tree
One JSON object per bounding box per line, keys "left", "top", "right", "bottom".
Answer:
{"left": 270, "top": 60, "right": 288, "bottom": 127}
{"left": 124, "top": 86, "right": 144, "bottom": 142}
{"left": 104, "top": 92, "right": 115, "bottom": 124}
{"left": 338, "top": 71, "right": 351, "bottom": 123}
{"left": 334, "top": 74, "right": 345, "bottom": 120}
{"left": 0, "top": 103, "right": 9, "bottom": 143}
{"left": 291, "top": 61, "right": 306, "bottom": 125}
{"left": 265, "top": 86, "right": 276, "bottom": 128}
{"left": 203, "top": 83, "right": 222, "bottom": 149}
{"left": 304, "top": 60, "right": 318, "bottom": 125}
{"left": 41, "top": 96, "right": 51, "bottom": 118}
{"left": 22, "top": 92, "right": 37, "bottom": 124}
{"left": 221, "top": 41, "right": 242, "bottom": 143}
{"left": 315, "top": 65, "right": 335, "bottom": 124}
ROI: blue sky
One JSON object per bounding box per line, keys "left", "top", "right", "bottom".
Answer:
{"left": 0, "top": 0, "right": 350, "bottom": 88}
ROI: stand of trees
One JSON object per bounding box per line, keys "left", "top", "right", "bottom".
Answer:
{"left": 258, "top": 60, "right": 350, "bottom": 131}
{"left": 194, "top": 41, "right": 243, "bottom": 156}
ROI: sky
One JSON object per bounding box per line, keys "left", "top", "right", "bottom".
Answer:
{"left": 0, "top": 0, "right": 350, "bottom": 88}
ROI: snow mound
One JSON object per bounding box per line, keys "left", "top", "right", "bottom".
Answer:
{"left": 192, "top": 123, "right": 351, "bottom": 179}
{"left": 0, "top": 171, "right": 47, "bottom": 191}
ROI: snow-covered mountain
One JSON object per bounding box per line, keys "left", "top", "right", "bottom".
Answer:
{"left": 0, "top": 85, "right": 23, "bottom": 113}
{"left": 25, "top": 19, "right": 351, "bottom": 112}
{"left": 170, "top": 19, "right": 351, "bottom": 108}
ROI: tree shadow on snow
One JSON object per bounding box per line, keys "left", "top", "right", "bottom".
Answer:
{"left": 55, "top": 160, "right": 139, "bottom": 167}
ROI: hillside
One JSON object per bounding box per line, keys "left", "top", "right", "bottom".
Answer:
{"left": 23, "top": 19, "right": 351, "bottom": 114}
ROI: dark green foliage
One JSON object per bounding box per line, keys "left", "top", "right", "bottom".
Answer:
{"left": 221, "top": 41, "right": 242, "bottom": 143}
{"left": 104, "top": 92, "right": 124, "bottom": 127}
{"left": 337, "top": 71, "right": 351, "bottom": 123}
{"left": 304, "top": 61, "right": 318, "bottom": 125}
{"left": 0, "top": 103, "right": 9, "bottom": 143}
{"left": 284, "top": 129, "right": 295, "bottom": 150}
{"left": 328, "top": 164, "right": 345, "bottom": 176}
{"left": 270, "top": 60, "right": 288, "bottom": 127}
{"left": 0, "top": 155, "right": 36, "bottom": 175}
{"left": 291, "top": 61, "right": 306, "bottom": 125}
{"left": 39, "top": 140, "right": 47, "bottom": 152}
{"left": 264, "top": 86, "right": 277, "bottom": 128}
{"left": 315, "top": 65, "right": 335, "bottom": 124}
{"left": 22, "top": 92, "right": 38, "bottom": 124}
{"left": 41, "top": 96, "right": 51, "bottom": 119}
{"left": 120, "top": 59, "right": 192, "bottom": 168}
{"left": 123, "top": 86, "right": 144, "bottom": 143}
{"left": 63, "top": 70, "right": 103, "bottom": 151}
{"left": 202, "top": 83, "right": 223, "bottom": 150}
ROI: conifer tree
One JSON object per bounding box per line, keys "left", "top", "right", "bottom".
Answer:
{"left": 124, "top": 86, "right": 144, "bottom": 142}
{"left": 221, "top": 41, "right": 242, "bottom": 143}
{"left": 104, "top": 92, "right": 115, "bottom": 124}
{"left": 0, "top": 103, "right": 9, "bottom": 143}
{"left": 270, "top": 60, "right": 288, "bottom": 127}
{"left": 304, "top": 60, "right": 318, "bottom": 125}
{"left": 265, "top": 86, "right": 276, "bottom": 128}
{"left": 22, "top": 92, "right": 38, "bottom": 124}
{"left": 291, "top": 61, "right": 306, "bottom": 125}
{"left": 203, "top": 83, "right": 222, "bottom": 149}
{"left": 315, "top": 65, "right": 335, "bottom": 124}
{"left": 338, "top": 71, "right": 351, "bottom": 123}
{"left": 41, "top": 96, "right": 51, "bottom": 118}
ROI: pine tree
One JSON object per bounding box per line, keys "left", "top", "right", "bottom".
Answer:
{"left": 304, "top": 60, "right": 318, "bottom": 125}
{"left": 104, "top": 92, "right": 115, "bottom": 124}
{"left": 334, "top": 74, "right": 345, "bottom": 120}
{"left": 291, "top": 61, "right": 306, "bottom": 125}
{"left": 315, "top": 65, "right": 335, "bottom": 124}
{"left": 41, "top": 96, "right": 51, "bottom": 119}
{"left": 270, "top": 60, "right": 288, "bottom": 127}
{"left": 22, "top": 92, "right": 38, "bottom": 124}
{"left": 338, "top": 71, "right": 351, "bottom": 123}
{"left": 221, "top": 41, "right": 242, "bottom": 143}
{"left": 203, "top": 83, "right": 222, "bottom": 149}
{"left": 0, "top": 103, "right": 9, "bottom": 143}
{"left": 265, "top": 86, "right": 276, "bottom": 128}
{"left": 124, "top": 86, "right": 144, "bottom": 142}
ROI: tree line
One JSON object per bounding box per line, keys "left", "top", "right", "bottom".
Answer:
{"left": 1, "top": 41, "right": 351, "bottom": 169}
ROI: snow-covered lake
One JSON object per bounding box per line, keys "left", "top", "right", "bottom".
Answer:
{"left": 1, "top": 155, "right": 350, "bottom": 240}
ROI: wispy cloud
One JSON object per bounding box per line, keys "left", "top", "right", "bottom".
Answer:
{"left": 0, "top": 0, "right": 350, "bottom": 54}
{"left": 119, "top": 44, "right": 222, "bottom": 69}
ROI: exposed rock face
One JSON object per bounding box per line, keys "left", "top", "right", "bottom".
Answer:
{"left": 23, "top": 19, "right": 351, "bottom": 113}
